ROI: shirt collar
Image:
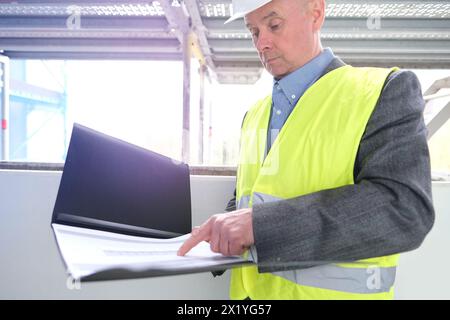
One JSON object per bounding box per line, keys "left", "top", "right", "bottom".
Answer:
{"left": 273, "top": 47, "right": 335, "bottom": 105}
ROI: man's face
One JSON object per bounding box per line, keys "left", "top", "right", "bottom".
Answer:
{"left": 245, "top": 0, "right": 322, "bottom": 79}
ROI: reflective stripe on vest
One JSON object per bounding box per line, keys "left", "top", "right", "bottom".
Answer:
{"left": 237, "top": 195, "right": 251, "bottom": 210}
{"left": 238, "top": 192, "right": 396, "bottom": 295}
{"left": 275, "top": 264, "right": 396, "bottom": 294}
{"left": 231, "top": 65, "right": 400, "bottom": 300}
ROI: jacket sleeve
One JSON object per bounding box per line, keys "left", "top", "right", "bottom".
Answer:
{"left": 251, "top": 70, "right": 436, "bottom": 273}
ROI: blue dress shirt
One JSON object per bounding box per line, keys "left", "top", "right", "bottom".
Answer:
{"left": 267, "top": 48, "right": 335, "bottom": 152}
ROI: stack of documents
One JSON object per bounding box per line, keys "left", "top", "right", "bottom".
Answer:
{"left": 51, "top": 124, "right": 253, "bottom": 282}
{"left": 53, "top": 223, "right": 253, "bottom": 281}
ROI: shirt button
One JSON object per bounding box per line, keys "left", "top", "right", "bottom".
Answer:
{"left": 276, "top": 109, "right": 282, "bottom": 115}
{"left": 291, "top": 94, "right": 296, "bottom": 99}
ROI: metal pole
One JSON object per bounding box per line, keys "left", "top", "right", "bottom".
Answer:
{"left": 208, "top": 100, "right": 212, "bottom": 164}
{"left": 62, "top": 61, "right": 68, "bottom": 160}
{"left": 0, "top": 55, "right": 10, "bottom": 161}
{"left": 198, "top": 64, "right": 206, "bottom": 164}
{"left": 182, "top": 31, "right": 191, "bottom": 164}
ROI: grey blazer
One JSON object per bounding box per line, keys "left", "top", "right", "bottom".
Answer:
{"left": 227, "top": 57, "right": 435, "bottom": 273}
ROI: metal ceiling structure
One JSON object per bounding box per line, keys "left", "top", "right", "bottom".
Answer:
{"left": 424, "top": 76, "right": 450, "bottom": 139}
{"left": 0, "top": 0, "right": 449, "bottom": 84}
{"left": 0, "top": 0, "right": 449, "bottom": 163}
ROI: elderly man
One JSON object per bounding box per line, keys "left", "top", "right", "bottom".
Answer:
{"left": 178, "top": 0, "right": 434, "bottom": 300}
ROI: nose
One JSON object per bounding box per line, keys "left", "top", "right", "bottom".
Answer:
{"left": 254, "top": 30, "right": 273, "bottom": 55}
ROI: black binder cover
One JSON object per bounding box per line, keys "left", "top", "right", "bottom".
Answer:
{"left": 51, "top": 124, "right": 252, "bottom": 282}
{"left": 52, "top": 123, "right": 192, "bottom": 238}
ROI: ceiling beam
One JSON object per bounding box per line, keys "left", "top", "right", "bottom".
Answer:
{"left": 0, "top": 16, "right": 169, "bottom": 30}
{"left": 3, "top": 51, "right": 182, "bottom": 60}
{"left": 0, "top": 37, "right": 181, "bottom": 53}
{"left": 183, "top": 0, "right": 215, "bottom": 69}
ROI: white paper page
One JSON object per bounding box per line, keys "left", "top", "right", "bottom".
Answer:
{"left": 52, "top": 223, "right": 250, "bottom": 280}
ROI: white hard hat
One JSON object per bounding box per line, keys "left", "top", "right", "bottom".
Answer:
{"left": 224, "top": 0, "right": 272, "bottom": 24}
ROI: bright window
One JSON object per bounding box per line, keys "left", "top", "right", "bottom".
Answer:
{"left": 2, "top": 60, "right": 449, "bottom": 177}
{"left": 4, "top": 58, "right": 271, "bottom": 167}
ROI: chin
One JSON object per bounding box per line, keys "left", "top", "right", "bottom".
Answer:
{"left": 266, "top": 66, "right": 289, "bottom": 79}
{"left": 271, "top": 71, "right": 289, "bottom": 79}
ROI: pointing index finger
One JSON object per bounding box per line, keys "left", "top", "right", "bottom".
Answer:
{"left": 177, "top": 223, "right": 211, "bottom": 256}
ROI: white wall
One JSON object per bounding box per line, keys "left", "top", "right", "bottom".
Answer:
{"left": 0, "top": 170, "right": 235, "bottom": 299}
{"left": 0, "top": 170, "right": 449, "bottom": 299}
{"left": 395, "top": 182, "right": 450, "bottom": 299}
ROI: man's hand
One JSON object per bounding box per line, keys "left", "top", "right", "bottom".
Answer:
{"left": 177, "top": 208, "right": 254, "bottom": 257}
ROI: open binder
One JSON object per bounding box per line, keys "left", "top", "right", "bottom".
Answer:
{"left": 52, "top": 123, "right": 252, "bottom": 282}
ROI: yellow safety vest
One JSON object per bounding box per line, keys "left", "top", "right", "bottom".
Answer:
{"left": 231, "top": 65, "right": 400, "bottom": 300}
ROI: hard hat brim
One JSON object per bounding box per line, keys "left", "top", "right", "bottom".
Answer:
{"left": 224, "top": 12, "right": 246, "bottom": 24}
{"left": 224, "top": 0, "right": 272, "bottom": 24}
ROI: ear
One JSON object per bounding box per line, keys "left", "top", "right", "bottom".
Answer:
{"left": 311, "top": 0, "right": 326, "bottom": 32}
